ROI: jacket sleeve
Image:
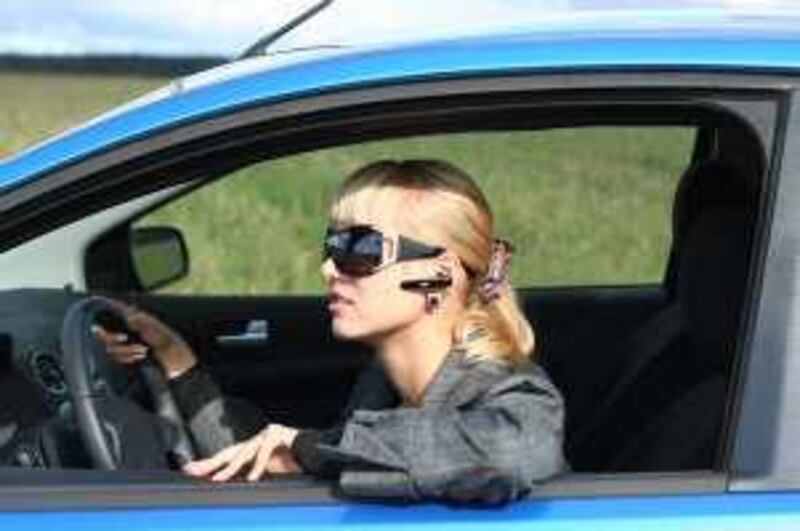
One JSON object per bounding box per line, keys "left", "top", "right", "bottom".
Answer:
{"left": 290, "top": 360, "right": 395, "bottom": 477}
{"left": 317, "top": 364, "right": 567, "bottom": 505}
{"left": 168, "top": 364, "right": 266, "bottom": 457}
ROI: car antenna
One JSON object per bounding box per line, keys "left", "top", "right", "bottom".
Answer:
{"left": 237, "top": 0, "right": 335, "bottom": 60}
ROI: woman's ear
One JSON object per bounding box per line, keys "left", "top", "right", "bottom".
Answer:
{"left": 420, "top": 252, "right": 453, "bottom": 282}
{"left": 398, "top": 252, "right": 459, "bottom": 288}
{"left": 437, "top": 251, "right": 470, "bottom": 296}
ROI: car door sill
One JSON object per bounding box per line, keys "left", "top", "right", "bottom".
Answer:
{"left": 0, "top": 468, "right": 727, "bottom": 510}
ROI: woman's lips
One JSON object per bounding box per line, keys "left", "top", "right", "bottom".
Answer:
{"left": 327, "top": 292, "right": 353, "bottom": 314}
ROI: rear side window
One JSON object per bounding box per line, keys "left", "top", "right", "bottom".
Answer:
{"left": 136, "top": 126, "right": 695, "bottom": 294}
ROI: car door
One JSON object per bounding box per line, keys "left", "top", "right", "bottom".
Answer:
{"left": 0, "top": 45, "right": 796, "bottom": 529}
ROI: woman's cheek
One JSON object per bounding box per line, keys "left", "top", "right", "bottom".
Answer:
{"left": 330, "top": 272, "right": 424, "bottom": 340}
{"left": 331, "top": 294, "right": 382, "bottom": 338}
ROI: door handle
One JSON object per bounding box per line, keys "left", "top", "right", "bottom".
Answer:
{"left": 215, "top": 319, "right": 269, "bottom": 347}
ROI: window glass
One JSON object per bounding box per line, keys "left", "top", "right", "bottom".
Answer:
{"left": 136, "top": 127, "right": 695, "bottom": 294}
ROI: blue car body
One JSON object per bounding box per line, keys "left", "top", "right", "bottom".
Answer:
{"left": 2, "top": 5, "right": 800, "bottom": 529}
{"left": 4, "top": 26, "right": 800, "bottom": 188}
{"left": 4, "top": 491, "right": 800, "bottom": 530}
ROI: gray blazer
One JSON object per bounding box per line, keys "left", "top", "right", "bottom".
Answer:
{"left": 172, "top": 349, "right": 567, "bottom": 505}
{"left": 319, "top": 350, "right": 567, "bottom": 504}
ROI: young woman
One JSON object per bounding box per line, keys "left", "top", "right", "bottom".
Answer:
{"left": 97, "top": 159, "right": 567, "bottom": 504}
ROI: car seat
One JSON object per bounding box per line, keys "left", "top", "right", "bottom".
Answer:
{"left": 567, "top": 159, "right": 759, "bottom": 472}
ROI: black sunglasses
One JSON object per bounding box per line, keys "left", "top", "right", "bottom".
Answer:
{"left": 323, "top": 225, "right": 445, "bottom": 277}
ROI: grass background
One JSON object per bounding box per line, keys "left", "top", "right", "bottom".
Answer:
{"left": 0, "top": 72, "right": 162, "bottom": 156}
{"left": 1, "top": 72, "right": 694, "bottom": 294}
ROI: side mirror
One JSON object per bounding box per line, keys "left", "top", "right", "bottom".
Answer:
{"left": 130, "top": 226, "right": 189, "bottom": 291}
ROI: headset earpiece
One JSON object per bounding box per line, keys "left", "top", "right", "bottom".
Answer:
{"left": 399, "top": 276, "right": 453, "bottom": 292}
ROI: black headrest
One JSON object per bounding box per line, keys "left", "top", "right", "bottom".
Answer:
{"left": 672, "top": 159, "right": 757, "bottom": 250}
{"left": 671, "top": 160, "right": 758, "bottom": 371}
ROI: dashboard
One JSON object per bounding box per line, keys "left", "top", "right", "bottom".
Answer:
{"left": 0, "top": 289, "right": 91, "bottom": 467}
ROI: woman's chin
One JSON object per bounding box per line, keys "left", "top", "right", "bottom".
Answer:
{"left": 330, "top": 317, "right": 363, "bottom": 340}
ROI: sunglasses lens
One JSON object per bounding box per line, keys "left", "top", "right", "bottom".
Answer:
{"left": 323, "top": 227, "right": 384, "bottom": 276}
{"left": 331, "top": 250, "right": 380, "bottom": 276}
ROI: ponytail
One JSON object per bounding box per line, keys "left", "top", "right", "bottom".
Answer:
{"left": 456, "top": 267, "right": 535, "bottom": 368}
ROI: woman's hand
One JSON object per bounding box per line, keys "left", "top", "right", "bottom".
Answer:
{"left": 183, "top": 424, "right": 301, "bottom": 482}
{"left": 92, "top": 299, "right": 197, "bottom": 379}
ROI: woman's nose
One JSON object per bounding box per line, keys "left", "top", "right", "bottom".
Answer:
{"left": 321, "top": 257, "right": 338, "bottom": 282}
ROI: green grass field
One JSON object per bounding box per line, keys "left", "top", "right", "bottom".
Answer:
{"left": 1, "top": 72, "right": 694, "bottom": 294}
{"left": 0, "top": 72, "right": 163, "bottom": 157}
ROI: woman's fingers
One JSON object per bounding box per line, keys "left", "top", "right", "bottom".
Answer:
{"left": 91, "top": 324, "right": 125, "bottom": 344}
{"left": 246, "top": 439, "right": 275, "bottom": 482}
{"left": 211, "top": 437, "right": 265, "bottom": 482}
{"left": 106, "top": 343, "right": 148, "bottom": 362}
{"left": 182, "top": 428, "right": 289, "bottom": 483}
{"left": 251, "top": 425, "right": 301, "bottom": 479}
{"left": 183, "top": 443, "right": 243, "bottom": 477}
{"left": 91, "top": 325, "right": 147, "bottom": 363}
{"left": 126, "top": 310, "right": 176, "bottom": 352}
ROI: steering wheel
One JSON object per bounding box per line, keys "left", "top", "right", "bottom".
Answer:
{"left": 59, "top": 296, "right": 197, "bottom": 470}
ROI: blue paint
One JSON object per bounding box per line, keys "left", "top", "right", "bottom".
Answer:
{"left": 3, "top": 491, "right": 800, "bottom": 530}
{"left": 2, "top": 29, "right": 800, "bottom": 189}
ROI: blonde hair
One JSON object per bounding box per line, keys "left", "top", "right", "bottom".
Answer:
{"left": 330, "top": 159, "right": 535, "bottom": 367}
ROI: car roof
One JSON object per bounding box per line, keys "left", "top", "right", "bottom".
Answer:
{"left": 2, "top": 12, "right": 800, "bottom": 190}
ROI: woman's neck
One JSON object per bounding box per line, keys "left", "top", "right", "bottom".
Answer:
{"left": 376, "top": 318, "right": 454, "bottom": 407}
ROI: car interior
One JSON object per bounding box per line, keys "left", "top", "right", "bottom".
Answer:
{"left": 0, "top": 90, "right": 769, "bottom": 488}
